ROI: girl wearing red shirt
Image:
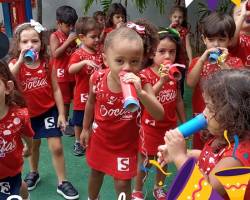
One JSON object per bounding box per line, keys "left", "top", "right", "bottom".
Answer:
{"left": 9, "top": 21, "right": 79, "bottom": 200}
{"left": 187, "top": 12, "right": 243, "bottom": 150}
{"left": 158, "top": 69, "right": 250, "bottom": 199}
{"left": 0, "top": 60, "right": 33, "bottom": 199}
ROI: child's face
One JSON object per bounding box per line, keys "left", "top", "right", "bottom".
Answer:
{"left": 170, "top": 10, "right": 184, "bottom": 26}
{"left": 233, "top": 2, "right": 250, "bottom": 31}
{"left": 97, "top": 15, "right": 105, "bottom": 25}
{"left": 112, "top": 14, "right": 125, "bottom": 26}
{"left": 103, "top": 38, "right": 143, "bottom": 77}
{"left": 154, "top": 38, "right": 176, "bottom": 66}
{"left": 202, "top": 36, "right": 230, "bottom": 49}
{"left": 19, "top": 29, "right": 41, "bottom": 53}
{"left": 80, "top": 30, "right": 100, "bottom": 51}
{"left": 58, "top": 22, "right": 74, "bottom": 35}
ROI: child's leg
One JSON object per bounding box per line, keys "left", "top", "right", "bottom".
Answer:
{"left": 88, "top": 169, "right": 105, "bottom": 199}
{"left": 28, "top": 139, "right": 41, "bottom": 172}
{"left": 47, "top": 137, "right": 66, "bottom": 183}
{"left": 20, "top": 181, "right": 30, "bottom": 200}
{"left": 114, "top": 178, "right": 131, "bottom": 200}
{"left": 73, "top": 125, "right": 85, "bottom": 156}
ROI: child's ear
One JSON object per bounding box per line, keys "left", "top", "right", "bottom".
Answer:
{"left": 78, "top": 34, "right": 85, "bottom": 41}
{"left": 201, "top": 34, "right": 206, "bottom": 44}
{"left": 102, "top": 53, "right": 108, "bottom": 66}
{"left": 5, "top": 80, "right": 14, "bottom": 95}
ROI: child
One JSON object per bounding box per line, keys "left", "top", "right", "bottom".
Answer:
{"left": 158, "top": 69, "right": 250, "bottom": 199}
{"left": 68, "top": 17, "right": 103, "bottom": 156}
{"left": 50, "top": 5, "right": 78, "bottom": 136}
{"left": 169, "top": 5, "right": 192, "bottom": 97}
{"left": 80, "top": 27, "right": 164, "bottom": 200}
{"left": 0, "top": 60, "right": 34, "bottom": 199}
{"left": 8, "top": 21, "right": 79, "bottom": 199}
{"left": 132, "top": 29, "right": 186, "bottom": 200}
{"left": 186, "top": 12, "right": 243, "bottom": 150}
{"left": 231, "top": 0, "right": 250, "bottom": 68}
{"left": 93, "top": 11, "right": 106, "bottom": 29}
{"left": 101, "top": 3, "right": 127, "bottom": 41}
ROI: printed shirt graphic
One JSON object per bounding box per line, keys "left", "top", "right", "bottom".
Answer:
{"left": 91, "top": 69, "right": 140, "bottom": 154}
{"left": 230, "top": 33, "right": 250, "bottom": 69}
{"left": 11, "top": 59, "right": 55, "bottom": 117}
{"left": 188, "top": 56, "right": 243, "bottom": 114}
{"left": 68, "top": 48, "right": 103, "bottom": 110}
{"left": 139, "top": 68, "right": 178, "bottom": 134}
{"left": 51, "top": 30, "right": 77, "bottom": 82}
{"left": 0, "top": 107, "right": 34, "bottom": 178}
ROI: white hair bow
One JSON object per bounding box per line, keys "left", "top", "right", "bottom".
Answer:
{"left": 30, "top": 19, "right": 46, "bottom": 33}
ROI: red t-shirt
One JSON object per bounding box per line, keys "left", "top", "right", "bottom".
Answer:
{"left": 188, "top": 56, "right": 243, "bottom": 114}
{"left": 51, "top": 30, "right": 77, "bottom": 82}
{"left": 230, "top": 32, "right": 250, "bottom": 68}
{"left": 140, "top": 68, "right": 178, "bottom": 134}
{"left": 177, "top": 27, "right": 189, "bottom": 65}
{"left": 197, "top": 138, "right": 250, "bottom": 200}
{"left": 11, "top": 59, "right": 55, "bottom": 117}
{"left": 68, "top": 48, "right": 103, "bottom": 110}
{"left": 0, "top": 107, "right": 34, "bottom": 179}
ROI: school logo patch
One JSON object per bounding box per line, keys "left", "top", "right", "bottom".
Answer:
{"left": 44, "top": 117, "right": 55, "bottom": 129}
{"left": 117, "top": 157, "right": 129, "bottom": 171}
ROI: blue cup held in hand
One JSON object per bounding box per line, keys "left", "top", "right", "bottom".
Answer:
{"left": 177, "top": 113, "right": 207, "bottom": 138}
{"left": 24, "top": 49, "right": 39, "bottom": 64}
{"left": 208, "top": 49, "right": 222, "bottom": 64}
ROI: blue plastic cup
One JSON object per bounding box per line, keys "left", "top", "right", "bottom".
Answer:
{"left": 208, "top": 50, "right": 221, "bottom": 64}
{"left": 24, "top": 49, "right": 38, "bottom": 64}
{"left": 177, "top": 113, "right": 207, "bottom": 137}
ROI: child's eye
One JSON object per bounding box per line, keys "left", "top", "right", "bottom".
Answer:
{"left": 158, "top": 49, "right": 166, "bottom": 54}
{"left": 131, "top": 60, "right": 139, "bottom": 65}
{"left": 115, "top": 59, "right": 124, "bottom": 64}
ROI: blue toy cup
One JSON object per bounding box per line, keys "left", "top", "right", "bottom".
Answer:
{"left": 208, "top": 50, "right": 221, "bottom": 64}
{"left": 177, "top": 113, "right": 207, "bottom": 138}
{"left": 24, "top": 49, "right": 38, "bottom": 64}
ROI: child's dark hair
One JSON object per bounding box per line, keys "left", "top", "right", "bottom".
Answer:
{"left": 106, "top": 3, "right": 127, "bottom": 28}
{"left": 132, "top": 18, "right": 159, "bottom": 67}
{"left": 75, "top": 17, "right": 101, "bottom": 35}
{"left": 202, "top": 69, "right": 250, "bottom": 140}
{"left": 0, "top": 60, "right": 26, "bottom": 107}
{"left": 200, "top": 12, "right": 236, "bottom": 38}
{"left": 158, "top": 29, "right": 181, "bottom": 63}
{"left": 56, "top": 5, "right": 78, "bottom": 25}
{"left": 9, "top": 23, "right": 49, "bottom": 63}
{"left": 170, "top": 5, "right": 189, "bottom": 28}
{"left": 93, "top": 11, "right": 105, "bottom": 21}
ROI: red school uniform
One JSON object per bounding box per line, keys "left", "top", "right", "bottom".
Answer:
{"left": 230, "top": 32, "right": 250, "bottom": 68}
{"left": 188, "top": 56, "right": 243, "bottom": 149}
{"left": 178, "top": 27, "right": 189, "bottom": 65}
{"left": 11, "top": 59, "right": 55, "bottom": 118}
{"left": 0, "top": 107, "right": 34, "bottom": 179}
{"left": 139, "top": 68, "right": 178, "bottom": 155}
{"left": 68, "top": 48, "right": 103, "bottom": 111}
{"left": 197, "top": 138, "right": 250, "bottom": 200}
{"left": 86, "top": 69, "right": 148, "bottom": 180}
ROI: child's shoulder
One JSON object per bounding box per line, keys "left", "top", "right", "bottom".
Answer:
{"left": 8, "top": 106, "right": 30, "bottom": 123}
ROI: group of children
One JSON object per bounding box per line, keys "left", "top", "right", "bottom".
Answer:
{"left": 0, "top": 1, "right": 250, "bottom": 200}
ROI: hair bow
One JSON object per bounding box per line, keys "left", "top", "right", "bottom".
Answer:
{"left": 30, "top": 19, "right": 46, "bottom": 33}
{"left": 158, "top": 27, "right": 180, "bottom": 39}
{"left": 126, "top": 22, "right": 145, "bottom": 34}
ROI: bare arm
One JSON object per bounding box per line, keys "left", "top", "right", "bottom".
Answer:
{"left": 9, "top": 48, "right": 29, "bottom": 75}
{"left": 69, "top": 60, "right": 99, "bottom": 74}
{"left": 185, "top": 33, "right": 193, "bottom": 66}
{"left": 21, "top": 135, "right": 33, "bottom": 157}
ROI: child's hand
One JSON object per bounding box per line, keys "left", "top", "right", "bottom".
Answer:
{"left": 164, "top": 129, "right": 187, "bottom": 162}
{"left": 159, "top": 64, "right": 170, "bottom": 83}
{"left": 200, "top": 47, "right": 219, "bottom": 62}
{"left": 217, "top": 47, "right": 229, "bottom": 68}
{"left": 116, "top": 21, "right": 124, "bottom": 29}
{"left": 57, "top": 114, "right": 66, "bottom": 132}
{"left": 22, "top": 144, "right": 31, "bottom": 157}
{"left": 83, "top": 60, "right": 100, "bottom": 70}
{"left": 67, "top": 32, "right": 77, "bottom": 43}
{"left": 80, "top": 128, "right": 91, "bottom": 148}
{"left": 122, "top": 72, "right": 142, "bottom": 95}
{"left": 157, "top": 144, "right": 170, "bottom": 167}
{"left": 17, "top": 48, "right": 30, "bottom": 64}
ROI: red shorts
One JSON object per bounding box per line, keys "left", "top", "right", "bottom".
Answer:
{"left": 58, "top": 81, "right": 75, "bottom": 104}
{"left": 86, "top": 133, "right": 137, "bottom": 180}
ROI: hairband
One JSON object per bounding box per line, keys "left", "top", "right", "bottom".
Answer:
{"left": 15, "top": 19, "right": 46, "bottom": 35}
{"left": 158, "top": 27, "right": 180, "bottom": 39}
{"left": 126, "top": 22, "right": 145, "bottom": 34}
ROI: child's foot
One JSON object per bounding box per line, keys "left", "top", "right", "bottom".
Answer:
{"left": 24, "top": 172, "right": 40, "bottom": 191}
{"left": 73, "top": 142, "right": 85, "bottom": 156}
{"left": 131, "top": 190, "right": 144, "bottom": 200}
{"left": 153, "top": 187, "right": 166, "bottom": 200}
{"left": 57, "top": 181, "right": 79, "bottom": 200}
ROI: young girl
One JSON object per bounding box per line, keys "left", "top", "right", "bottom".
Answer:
{"left": 231, "top": 0, "right": 250, "bottom": 68}
{"left": 68, "top": 17, "right": 103, "bottom": 156}
{"left": 169, "top": 5, "right": 192, "bottom": 97}
{"left": 187, "top": 12, "right": 243, "bottom": 150}
{"left": 8, "top": 21, "right": 79, "bottom": 199}
{"left": 132, "top": 29, "right": 186, "bottom": 200}
{"left": 158, "top": 69, "right": 250, "bottom": 199}
{"left": 80, "top": 27, "right": 164, "bottom": 200}
{"left": 0, "top": 60, "right": 34, "bottom": 199}
{"left": 101, "top": 3, "right": 127, "bottom": 41}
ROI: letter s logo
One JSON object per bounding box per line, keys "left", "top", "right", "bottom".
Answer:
{"left": 57, "top": 69, "right": 64, "bottom": 78}
{"left": 44, "top": 117, "right": 55, "bottom": 129}
{"left": 117, "top": 157, "right": 129, "bottom": 171}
